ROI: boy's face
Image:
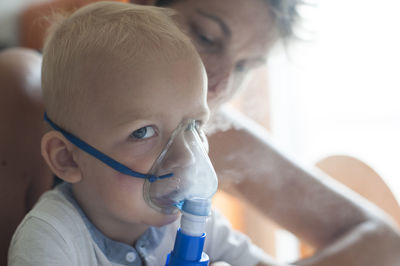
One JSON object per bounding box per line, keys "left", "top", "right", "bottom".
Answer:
{"left": 71, "top": 51, "right": 209, "bottom": 231}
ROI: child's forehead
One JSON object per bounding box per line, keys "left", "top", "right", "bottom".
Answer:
{"left": 84, "top": 52, "right": 206, "bottom": 122}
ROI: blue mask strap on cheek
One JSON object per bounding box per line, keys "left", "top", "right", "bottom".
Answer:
{"left": 43, "top": 113, "right": 173, "bottom": 181}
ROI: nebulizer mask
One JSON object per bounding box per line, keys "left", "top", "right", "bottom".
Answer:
{"left": 141, "top": 120, "right": 218, "bottom": 266}
{"left": 157, "top": 120, "right": 217, "bottom": 266}
{"left": 144, "top": 119, "right": 218, "bottom": 214}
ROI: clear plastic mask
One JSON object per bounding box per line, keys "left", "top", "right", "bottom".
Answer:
{"left": 144, "top": 119, "right": 218, "bottom": 214}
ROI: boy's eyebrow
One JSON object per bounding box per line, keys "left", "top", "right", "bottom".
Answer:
{"left": 112, "top": 106, "right": 210, "bottom": 127}
{"left": 196, "top": 9, "right": 232, "bottom": 38}
{"left": 110, "top": 110, "right": 159, "bottom": 127}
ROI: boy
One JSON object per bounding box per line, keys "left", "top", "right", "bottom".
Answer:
{"left": 8, "top": 2, "right": 271, "bottom": 265}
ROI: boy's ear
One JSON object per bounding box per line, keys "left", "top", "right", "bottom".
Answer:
{"left": 130, "top": 0, "right": 158, "bottom": 5}
{"left": 41, "top": 131, "right": 82, "bottom": 183}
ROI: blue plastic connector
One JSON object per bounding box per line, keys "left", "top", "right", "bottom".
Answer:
{"left": 166, "top": 199, "right": 211, "bottom": 266}
{"left": 165, "top": 228, "right": 209, "bottom": 266}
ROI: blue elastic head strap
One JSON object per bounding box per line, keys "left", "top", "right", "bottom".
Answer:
{"left": 43, "top": 113, "right": 173, "bottom": 182}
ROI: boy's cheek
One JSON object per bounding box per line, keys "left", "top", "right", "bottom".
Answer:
{"left": 118, "top": 153, "right": 159, "bottom": 175}
{"left": 113, "top": 173, "right": 146, "bottom": 193}
{"left": 101, "top": 177, "right": 146, "bottom": 213}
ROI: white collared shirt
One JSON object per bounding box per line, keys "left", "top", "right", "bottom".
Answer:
{"left": 8, "top": 183, "right": 270, "bottom": 266}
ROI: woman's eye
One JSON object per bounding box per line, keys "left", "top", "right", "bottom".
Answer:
{"left": 198, "top": 33, "right": 215, "bottom": 46}
{"left": 129, "top": 126, "right": 156, "bottom": 140}
{"left": 236, "top": 59, "right": 265, "bottom": 73}
{"left": 235, "top": 60, "right": 248, "bottom": 73}
{"left": 191, "top": 23, "right": 220, "bottom": 52}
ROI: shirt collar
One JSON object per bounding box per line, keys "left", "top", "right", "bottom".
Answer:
{"left": 57, "top": 182, "right": 167, "bottom": 265}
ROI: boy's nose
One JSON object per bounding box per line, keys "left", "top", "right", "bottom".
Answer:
{"left": 163, "top": 135, "right": 196, "bottom": 170}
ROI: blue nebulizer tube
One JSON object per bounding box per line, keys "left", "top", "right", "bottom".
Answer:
{"left": 165, "top": 198, "right": 211, "bottom": 266}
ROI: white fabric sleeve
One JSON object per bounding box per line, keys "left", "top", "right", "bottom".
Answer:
{"left": 204, "top": 208, "right": 275, "bottom": 266}
{"left": 8, "top": 216, "right": 76, "bottom": 266}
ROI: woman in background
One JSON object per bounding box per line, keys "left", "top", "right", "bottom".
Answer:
{"left": 1, "top": 0, "right": 400, "bottom": 265}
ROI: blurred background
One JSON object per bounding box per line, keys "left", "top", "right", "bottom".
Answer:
{"left": 1, "top": 0, "right": 400, "bottom": 263}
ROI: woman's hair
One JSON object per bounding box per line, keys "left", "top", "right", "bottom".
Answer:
{"left": 267, "top": 0, "right": 303, "bottom": 42}
{"left": 156, "top": 0, "right": 303, "bottom": 43}
{"left": 42, "top": 1, "right": 195, "bottom": 130}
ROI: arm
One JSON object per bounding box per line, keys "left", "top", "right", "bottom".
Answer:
{"left": 208, "top": 107, "right": 400, "bottom": 265}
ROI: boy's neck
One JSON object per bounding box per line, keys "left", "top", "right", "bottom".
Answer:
{"left": 98, "top": 219, "right": 149, "bottom": 246}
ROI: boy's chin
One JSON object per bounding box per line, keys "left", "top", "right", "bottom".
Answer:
{"left": 149, "top": 211, "right": 181, "bottom": 227}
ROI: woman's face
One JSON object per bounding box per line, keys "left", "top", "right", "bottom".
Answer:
{"left": 166, "top": 0, "right": 277, "bottom": 110}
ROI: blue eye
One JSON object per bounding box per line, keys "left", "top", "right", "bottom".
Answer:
{"left": 129, "top": 126, "right": 156, "bottom": 140}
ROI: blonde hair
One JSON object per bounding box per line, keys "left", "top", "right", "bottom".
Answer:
{"left": 42, "top": 1, "right": 195, "bottom": 131}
